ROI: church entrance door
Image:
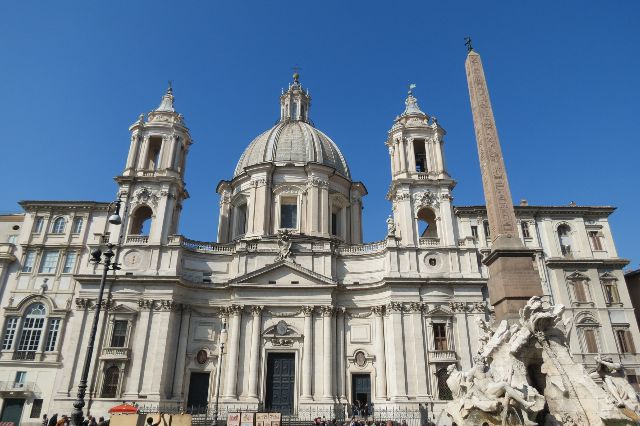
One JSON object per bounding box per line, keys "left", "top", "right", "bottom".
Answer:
{"left": 187, "top": 372, "right": 210, "bottom": 412}
{"left": 351, "top": 374, "right": 371, "bottom": 416}
{"left": 265, "top": 353, "right": 295, "bottom": 414}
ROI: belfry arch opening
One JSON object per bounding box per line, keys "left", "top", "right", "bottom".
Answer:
{"left": 129, "top": 205, "right": 153, "bottom": 235}
{"left": 413, "top": 139, "right": 427, "bottom": 172}
{"left": 417, "top": 207, "right": 438, "bottom": 239}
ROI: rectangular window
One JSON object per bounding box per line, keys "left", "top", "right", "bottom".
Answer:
{"left": 22, "top": 250, "right": 36, "bottom": 273}
{"left": 589, "top": 231, "right": 603, "bottom": 251}
{"left": 18, "top": 317, "right": 44, "bottom": 353}
{"left": 33, "top": 217, "right": 44, "bottom": 234}
{"left": 604, "top": 282, "right": 620, "bottom": 304}
{"left": 583, "top": 329, "right": 598, "bottom": 353}
{"left": 7, "top": 235, "right": 17, "bottom": 244}
{"left": 72, "top": 217, "right": 83, "bottom": 234}
{"left": 110, "top": 320, "right": 128, "bottom": 347}
{"left": 38, "top": 250, "right": 60, "bottom": 274}
{"left": 235, "top": 204, "right": 247, "bottom": 237}
{"left": 45, "top": 318, "right": 61, "bottom": 352}
{"left": 483, "top": 221, "right": 491, "bottom": 238}
{"left": 62, "top": 252, "right": 77, "bottom": 274}
{"left": 30, "top": 399, "right": 43, "bottom": 418}
{"left": 280, "top": 198, "right": 297, "bottom": 229}
{"left": 2, "top": 317, "right": 18, "bottom": 350}
{"left": 521, "top": 221, "right": 531, "bottom": 238}
{"left": 15, "top": 371, "right": 27, "bottom": 384}
{"left": 470, "top": 225, "right": 478, "bottom": 239}
{"left": 617, "top": 329, "right": 636, "bottom": 354}
{"left": 433, "top": 323, "right": 448, "bottom": 351}
{"left": 147, "top": 137, "right": 163, "bottom": 171}
{"left": 331, "top": 212, "right": 338, "bottom": 236}
{"left": 573, "top": 280, "right": 588, "bottom": 303}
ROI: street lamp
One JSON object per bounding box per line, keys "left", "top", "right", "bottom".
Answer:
{"left": 70, "top": 199, "right": 122, "bottom": 426}
{"left": 212, "top": 321, "right": 228, "bottom": 426}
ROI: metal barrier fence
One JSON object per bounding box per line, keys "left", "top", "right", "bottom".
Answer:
{"left": 136, "top": 404, "right": 432, "bottom": 426}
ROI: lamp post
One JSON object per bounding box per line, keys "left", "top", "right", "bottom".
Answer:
{"left": 70, "top": 199, "right": 122, "bottom": 426}
{"left": 212, "top": 321, "right": 228, "bottom": 426}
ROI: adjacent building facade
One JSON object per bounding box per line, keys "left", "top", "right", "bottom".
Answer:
{"left": 0, "top": 74, "right": 637, "bottom": 424}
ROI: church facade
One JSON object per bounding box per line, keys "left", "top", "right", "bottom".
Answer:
{"left": 0, "top": 68, "right": 637, "bottom": 425}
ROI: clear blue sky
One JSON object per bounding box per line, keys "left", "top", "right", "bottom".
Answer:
{"left": 1, "top": 1, "right": 638, "bottom": 266}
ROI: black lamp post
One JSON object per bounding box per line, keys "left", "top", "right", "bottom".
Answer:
{"left": 70, "top": 199, "right": 122, "bottom": 426}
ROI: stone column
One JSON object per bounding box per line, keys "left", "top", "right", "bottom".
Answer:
{"left": 301, "top": 306, "right": 314, "bottom": 400}
{"left": 248, "top": 306, "right": 263, "bottom": 399}
{"left": 320, "top": 181, "right": 329, "bottom": 235}
{"left": 398, "top": 138, "right": 407, "bottom": 173}
{"left": 386, "top": 302, "right": 407, "bottom": 400}
{"left": 337, "top": 307, "right": 347, "bottom": 401}
{"left": 465, "top": 48, "right": 543, "bottom": 321}
{"left": 223, "top": 304, "right": 243, "bottom": 399}
{"left": 321, "top": 306, "right": 334, "bottom": 400}
{"left": 409, "top": 303, "right": 429, "bottom": 398}
{"left": 433, "top": 133, "right": 444, "bottom": 176}
{"left": 172, "top": 305, "right": 191, "bottom": 398}
{"left": 308, "top": 182, "right": 319, "bottom": 234}
{"left": 125, "top": 133, "right": 141, "bottom": 174}
{"left": 372, "top": 306, "right": 387, "bottom": 400}
{"left": 136, "top": 136, "right": 150, "bottom": 170}
{"left": 124, "top": 305, "right": 151, "bottom": 398}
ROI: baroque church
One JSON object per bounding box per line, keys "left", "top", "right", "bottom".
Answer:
{"left": 0, "top": 51, "right": 637, "bottom": 425}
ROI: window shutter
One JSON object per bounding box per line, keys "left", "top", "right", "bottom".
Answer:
{"left": 625, "top": 330, "right": 636, "bottom": 353}
{"left": 584, "top": 329, "right": 598, "bottom": 353}
{"left": 574, "top": 281, "right": 587, "bottom": 302}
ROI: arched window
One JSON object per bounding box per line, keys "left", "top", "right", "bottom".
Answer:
{"left": 576, "top": 316, "right": 600, "bottom": 353}
{"left": 417, "top": 208, "right": 438, "bottom": 239}
{"left": 129, "top": 206, "right": 153, "bottom": 235}
{"left": 557, "top": 224, "right": 572, "bottom": 256}
{"left": 436, "top": 366, "right": 453, "bottom": 400}
{"left": 101, "top": 365, "right": 120, "bottom": 398}
{"left": 51, "top": 217, "right": 66, "bottom": 234}
{"left": 16, "top": 303, "right": 47, "bottom": 359}
{"left": 413, "top": 139, "right": 427, "bottom": 172}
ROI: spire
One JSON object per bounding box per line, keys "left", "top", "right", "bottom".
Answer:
{"left": 155, "top": 81, "right": 175, "bottom": 112}
{"left": 401, "top": 84, "right": 426, "bottom": 116}
{"left": 280, "top": 72, "right": 311, "bottom": 122}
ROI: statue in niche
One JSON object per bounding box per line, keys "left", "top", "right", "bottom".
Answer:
{"left": 276, "top": 229, "right": 293, "bottom": 262}
{"left": 386, "top": 215, "right": 396, "bottom": 238}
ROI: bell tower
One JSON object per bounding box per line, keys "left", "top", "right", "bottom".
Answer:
{"left": 385, "top": 86, "right": 457, "bottom": 248}
{"left": 115, "top": 84, "right": 191, "bottom": 245}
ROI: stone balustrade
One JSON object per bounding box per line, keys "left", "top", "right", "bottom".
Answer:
{"left": 335, "top": 240, "right": 387, "bottom": 256}
{"left": 100, "top": 347, "right": 131, "bottom": 360}
{"left": 126, "top": 235, "right": 149, "bottom": 244}
{"left": 429, "top": 350, "right": 456, "bottom": 362}
{"left": 181, "top": 237, "right": 236, "bottom": 254}
{"left": 419, "top": 237, "right": 440, "bottom": 247}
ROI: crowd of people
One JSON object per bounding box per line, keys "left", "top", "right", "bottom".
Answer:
{"left": 40, "top": 413, "right": 109, "bottom": 426}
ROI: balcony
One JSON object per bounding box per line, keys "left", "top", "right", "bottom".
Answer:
{"left": 12, "top": 351, "right": 36, "bottom": 361}
{"left": 429, "top": 350, "right": 457, "bottom": 362}
{"left": 100, "top": 347, "right": 131, "bottom": 360}
{"left": 126, "top": 235, "right": 149, "bottom": 244}
{"left": 0, "top": 243, "right": 17, "bottom": 262}
{"left": 419, "top": 237, "right": 440, "bottom": 247}
{"left": 0, "top": 381, "right": 39, "bottom": 395}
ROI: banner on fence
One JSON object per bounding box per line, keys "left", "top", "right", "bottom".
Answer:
{"left": 241, "top": 412, "right": 255, "bottom": 426}
{"left": 269, "top": 412, "right": 282, "bottom": 426}
{"left": 228, "top": 412, "right": 241, "bottom": 426}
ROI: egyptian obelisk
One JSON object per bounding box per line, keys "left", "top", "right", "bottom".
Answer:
{"left": 464, "top": 39, "right": 543, "bottom": 321}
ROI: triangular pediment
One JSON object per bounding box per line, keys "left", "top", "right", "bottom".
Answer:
{"left": 599, "top": 271, "right": 617, "bottom": 281}
{"left": 566, "top": 271, "right": 590, "bottom": 281}
{"left": 229, "top": 260, "right": 337, "bottom": 286}
{"left": 426, "top": 305, "right": 452, "bottom": 316}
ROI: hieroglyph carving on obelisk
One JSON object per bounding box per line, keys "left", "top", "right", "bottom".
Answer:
{"left": 465, "top": 51, "right": 521, "bottom": 249}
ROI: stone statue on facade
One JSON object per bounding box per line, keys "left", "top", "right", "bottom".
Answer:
{"left": 276, "top": 229, "right": 293, "bottom": 262}
{"left": 445, "top": 296, "right": 637, "bottom": 425}
{"left": 386, "top": 215, "right": 396, "bottom": 238}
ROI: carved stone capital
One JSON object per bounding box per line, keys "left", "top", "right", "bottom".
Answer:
{"left": 251, "top": 305, "right": 264, "bottom": 316}
{"left": 320, "top": 306, "right": 335, "bottom": 317}
{"left": 225, "top": 304, "right": 244, "bottom": 316}
{"left": 301, "top": 305, "right": 315, "bottom": 316}
{"left": 387, "top": 301, "right": 404, "bottom": 313}
{"left": 371, "top": 305, "right": 386, "bottom": 317}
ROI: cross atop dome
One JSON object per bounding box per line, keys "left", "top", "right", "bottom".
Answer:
{"left": 280, "top": 72, "right": 311, "bottom": 123}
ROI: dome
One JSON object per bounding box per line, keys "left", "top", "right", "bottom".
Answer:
{"left": 233, "top": 75, "right": 351, "bottom": 179}
{"left": 234, "top": 120, "right": 351, "bottom": 178}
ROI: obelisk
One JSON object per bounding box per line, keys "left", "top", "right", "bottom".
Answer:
{"left": 464, "top": 40, "right": 543, "bottom": 321}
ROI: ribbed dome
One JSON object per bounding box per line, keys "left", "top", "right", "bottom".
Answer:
{"left": 234, "top": 120, "right": 351, "bottom": 178}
